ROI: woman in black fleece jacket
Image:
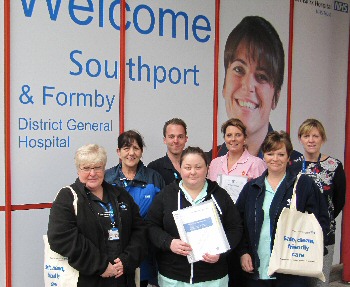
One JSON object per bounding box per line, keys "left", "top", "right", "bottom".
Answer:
{"left": 146, "top": 146, "right": 243, "bottom": 286}
{"left": 47, "top": 144, "right": 146, "bottom": 287}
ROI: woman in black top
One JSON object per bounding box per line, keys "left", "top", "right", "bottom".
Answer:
{"left": 48, "top": 144, "right": 146, "bottom": 287}
{"left": 291, "top": 119, "right": 346, "bottom": 287}
{"left": 147, "top": 146, "right": 242, "bottom": 286}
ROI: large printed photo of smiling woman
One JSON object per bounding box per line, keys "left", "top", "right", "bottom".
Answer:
{"left": 210, "top": 14, "right": 301, "bottom": 161}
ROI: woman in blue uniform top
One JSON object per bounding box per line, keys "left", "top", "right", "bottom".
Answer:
{"left": 105, "top": 130, "right": 165, "bottom": 287}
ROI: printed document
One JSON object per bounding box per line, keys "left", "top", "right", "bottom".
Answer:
{"left": 217, "top": 174, "right": 248, "bottom": 203}
{"left": 172, "top": 200, "right": 230, "bottom": 263}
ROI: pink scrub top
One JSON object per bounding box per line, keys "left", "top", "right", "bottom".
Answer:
{"left": 208, "top": 149, "right": 266, "bottom": 182}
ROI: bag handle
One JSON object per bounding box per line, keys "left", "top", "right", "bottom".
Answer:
{"left": 66, "top": 186, "right": 78, "bottom": 216}
{"left": 54, "top": 186, "right": 78, "bottom": 216}
{"left": 290, "top": 174, "right": 301, "bottom": 210}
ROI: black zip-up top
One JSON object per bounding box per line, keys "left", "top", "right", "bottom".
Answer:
{"left": 47, "top": 179, "right": 147, "bottom": 287}
{"left": 146, "top": 179, "right": 243, "bottom": 284}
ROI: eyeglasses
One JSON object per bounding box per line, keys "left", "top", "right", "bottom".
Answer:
{"left": 79, "top": 166, "right": 104, "bottom": 173}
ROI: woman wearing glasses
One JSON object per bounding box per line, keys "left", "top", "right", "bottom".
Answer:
{"left": 105, "top": 130, "right": 165, "bottom": 287}
{"left": 47, "top": 144, "right": 147, "bottom": 287}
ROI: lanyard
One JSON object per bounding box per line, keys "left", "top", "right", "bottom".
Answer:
{"left": 302, "top": 153, "right": 321, "bottom": 174}
{"left": 117, "top": 177, "right": 129, "bottom": 188}
{"left": 98, "top": 202, "right": 116, "bottom": 227}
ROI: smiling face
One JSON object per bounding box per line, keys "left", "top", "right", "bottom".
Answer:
{"left": 223, "top": 44, "right": 278, "bottom": 138}
{"left": 78, "top": 163, "right": 105, "bottom": 192}
{"left": 180, "top": 153, "right": 208, "bottom": 191}
{"left": 299, "top": 127, "right": 324, "bottom": 158}
{"left": 117, "top": 140, "right": 143, "bottom": 170}
{"left": 224, "top": 125, "right": 245, "bottom": 155}
{"left": 264, "top": 143, "right": 289, "bottom": 175}
{"left": 164, "top": 124, "right": 188, "bottom": 156}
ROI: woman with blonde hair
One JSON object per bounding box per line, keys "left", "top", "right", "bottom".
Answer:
{"left": 291, "top": 119, "right": 346, "bottom": 286}
{"left": 48, "top": 144, "right": 146, "bottom": 287}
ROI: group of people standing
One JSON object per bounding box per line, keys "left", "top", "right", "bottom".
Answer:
{"left": 47, "top": 115, "right": 345, "bottom": 287}
{"left": 47, "top": 15, "right": 345, "bottom": 287}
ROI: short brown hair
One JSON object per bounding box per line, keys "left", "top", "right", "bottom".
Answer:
{"left": 224, "top": 16, "right": 284, "bottom": 107}
{"left": 221, "top": 118, "right": 247, "bottom": 138}
{"left": 261, "top": 131, "right": 293, "bottom": 158}
{"left": 163, "top": 118, "right": 187, "bottom": 137}
{"left": 298, "top": 119, "right": 327, "bottom": 141}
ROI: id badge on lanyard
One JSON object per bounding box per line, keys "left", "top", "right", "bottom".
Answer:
{"left": 98, "top": 202, "right": 120, "bottom": 241}
{"left": 108, "top": 227, "right": 120, "bottom": 241}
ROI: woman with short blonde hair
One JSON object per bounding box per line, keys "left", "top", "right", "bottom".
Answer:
{"left": 48, "top": 144, "right": 147, "bottom": 287}
{"left": 291, "top": 119, "right": 346, "bottom": 287}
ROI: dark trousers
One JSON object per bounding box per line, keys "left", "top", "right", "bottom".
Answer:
{"left": 246, "top": 274, "right": 308, "bottom": 287}
{"left": 228, "top": 251, "right": 247, "bottom": 287}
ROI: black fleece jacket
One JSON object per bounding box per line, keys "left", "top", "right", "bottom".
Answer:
{"left": 47, "top": 179, "right": 147, "bottom": 287}
{"left": 146, "top": 179, "right": 243, "bottom": 283}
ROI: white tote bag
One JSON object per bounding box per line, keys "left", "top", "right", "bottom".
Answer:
{"left": 44, "top": 186, "right": 79, "bottom": 287}
{"left": 268, "top": 175, "right": 325, "bottom": 282}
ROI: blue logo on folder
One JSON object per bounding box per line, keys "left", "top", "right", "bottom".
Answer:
{"left": 184, "top": 217, "right": 213, "bottom": 232}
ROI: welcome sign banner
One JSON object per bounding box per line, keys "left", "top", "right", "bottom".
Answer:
{"left": 11, "top": 0, "right": 215, "bottom": 205}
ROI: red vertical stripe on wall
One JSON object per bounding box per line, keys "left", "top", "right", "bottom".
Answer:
{"left": 4, "top": 0, "right": 12, "bottom": 286}
{"left": 286, "top": 0, "right": 294, "bottom": 133}
{"left": 119, "top": 0, "right": 126, "bottom": 134}
{"left": 341, "top": 24, "right": 350, "bottom": 282}
{"left": 212, "top": 0, "right": 220, "bottom": 159}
